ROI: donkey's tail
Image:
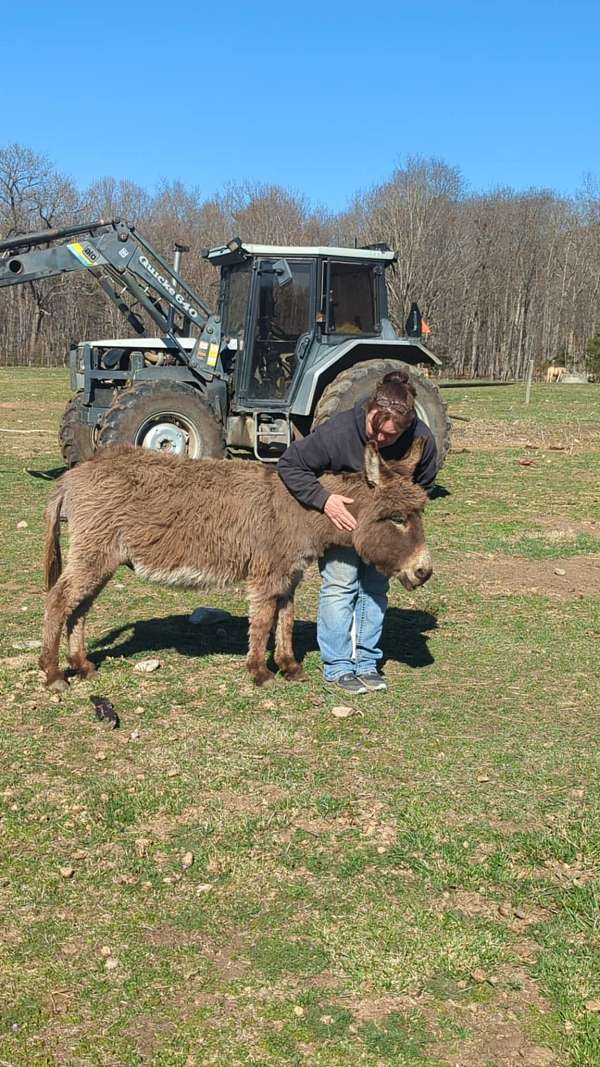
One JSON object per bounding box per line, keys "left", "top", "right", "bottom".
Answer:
{"left": 44, "top": 486, "right": 66, "bottom": 590}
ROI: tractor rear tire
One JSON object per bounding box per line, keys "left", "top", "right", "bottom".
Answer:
{"left": 59, "top": 392, "right": 96, "bottom": 468}
{"left": 312, "top": 359, "right": 451, "bottom": 469}
{"left": 97, "top": 381, "right": 225, "bottom": 459}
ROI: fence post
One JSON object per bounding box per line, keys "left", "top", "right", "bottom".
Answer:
{"left": 525, "top": 359, "right": 534, "bottom": 405}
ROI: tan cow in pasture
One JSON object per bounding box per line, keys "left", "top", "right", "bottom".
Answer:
{"left": 546, "top": 365, "right": 566, "bottom": 383}
{"left": 40, "top": 443, "right": 432, "bottom": 690}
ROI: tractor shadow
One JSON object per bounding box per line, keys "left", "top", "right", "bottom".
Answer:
{"left": 90, "top": 607, "right": 436, "bottom": 672}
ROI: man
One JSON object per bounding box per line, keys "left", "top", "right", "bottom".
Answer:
{"left": 277, "top": 370, "right": 437, "bottom": 694}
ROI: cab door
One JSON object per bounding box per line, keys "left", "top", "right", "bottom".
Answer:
{"left": 241, "top": 257, "right": 314, "bottom": 405}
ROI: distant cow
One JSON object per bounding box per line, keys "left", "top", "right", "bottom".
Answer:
{"left": 40, "top": 443, "right": 432, "bottom": 690}
{"left": 546, "top": 365, "right": 566, "bottom": 383}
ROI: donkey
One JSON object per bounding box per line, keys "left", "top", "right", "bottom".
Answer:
{"left": 546, "top": 365, "right": 566, "bottom": 383}
{"left": 40, "top": 441, "right": 432, "bottom": 690}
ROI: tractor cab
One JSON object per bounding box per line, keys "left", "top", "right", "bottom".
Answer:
{"left": 206, "top": 240, "right": 395, "bottom": 406}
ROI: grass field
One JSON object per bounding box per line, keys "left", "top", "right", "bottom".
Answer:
{"left": 0, "top": 370, "right": 599, "bottom": 1067}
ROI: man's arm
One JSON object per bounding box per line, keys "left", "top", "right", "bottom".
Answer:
{"left": 277, "top": 422, "right": 358, "bottom": 530}
{"left": 277, "top": 426, "right": 335, "bottom": 511}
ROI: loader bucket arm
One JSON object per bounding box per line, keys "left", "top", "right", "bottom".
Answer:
{"left": 0, "top": 219, "right": 216, "bottom": 362}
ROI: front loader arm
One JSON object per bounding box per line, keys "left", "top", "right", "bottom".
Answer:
{"left": 0, "top": 219, "right": 223, "bottom": 372}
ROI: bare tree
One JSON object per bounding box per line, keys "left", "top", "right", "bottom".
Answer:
{"left": 2, "top": 142, "right": 600, "bottom": 376}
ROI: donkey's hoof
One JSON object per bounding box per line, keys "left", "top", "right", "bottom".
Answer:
{"left": 68, "top": 657, "right": 97, "bottom": 679}
{"left": 252, "top": 670, "right": 276, "bottom": 687}
{"left": 283, "top": 666, "right": 306, "bottom": 682}
{"left": 46, "top": 676, "right": 70, "bottom": 692}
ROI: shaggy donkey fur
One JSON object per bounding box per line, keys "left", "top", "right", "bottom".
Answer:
{"left": 40, "top": 441, "right": 432, "bottom": 689}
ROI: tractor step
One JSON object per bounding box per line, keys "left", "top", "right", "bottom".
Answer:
{"left": 253, "top": 412, "right": 291, "bottom": 462}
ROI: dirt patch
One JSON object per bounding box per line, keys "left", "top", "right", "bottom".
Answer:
{"left": 125, "top": 1014, "right": 173, "bottom": 1060}
{"left": 451, "top": 417, "right": 598, "bottom": 453}
{"left": 427, "top": 962, "right": 559, "bottom": 1066}
{"left": 534, "top": 515, "right": 600, "bottom": 538}
{"left": 293, "top": 800, "right": 397, "bottom": 848}
{"left": 443, "top": 889, "right": 551, "bottom": 929}
{"left": 145, "top": 923, "right": 201, "bottom": 948}
{"left": 446, "top": 552, "right": 600, "bottom": 598}
{"left": 138, "top": 787, "right": 288, "bottom": 840}
{"left": 0, "top": 654, "right": 31, "bottom": 668}
{"left": 298, "top": 971, "right": 343, "bottom": 990}
{"left": 487, "top": 817, "right": 547, "bottom": 835}
{"left": 144, "top": 926, "right": 249, "bottom": 981}
{"left": 530, "top": 858, "right": 598, "bottom": 888}
{"left": 340, "top": 991, "right": 422, "bottom": 1023}
{"left": 419, "top": 893, "right": 561, "bottom": 1065}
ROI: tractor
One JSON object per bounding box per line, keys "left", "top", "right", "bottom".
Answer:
{"left": 0, "top": 220, "right": 450, "bottom": 466}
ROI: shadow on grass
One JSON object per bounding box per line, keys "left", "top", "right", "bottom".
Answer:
{"left": 90, "top": 607, "right": 437, "bottom": 671}
{"left": 381, "top": 607, "right": 436, "bottom": 669}
{"left": 26, "top": 466, "right": 66, "bottom": 480}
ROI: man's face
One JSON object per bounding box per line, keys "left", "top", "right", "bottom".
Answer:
{"left": 366, "top": 411, "right": 412, "bottom": 448}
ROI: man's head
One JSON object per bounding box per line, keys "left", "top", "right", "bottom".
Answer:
{"left": 365, "top": 370, "right": 416, "bottom": 447}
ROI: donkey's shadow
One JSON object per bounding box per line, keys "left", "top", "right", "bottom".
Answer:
{"left": 90, "top": 607, "right": 436, "bottom": 672}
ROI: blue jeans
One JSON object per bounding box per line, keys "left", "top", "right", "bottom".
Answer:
{"left": 317, "top": 546, "right": 390, "bottom": 681}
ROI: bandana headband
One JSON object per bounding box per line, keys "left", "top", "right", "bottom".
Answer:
{"left": 373, "top": 393, "right": 413, "bottom": 413}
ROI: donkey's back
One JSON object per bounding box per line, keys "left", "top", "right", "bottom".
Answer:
{"left": 57, "top": 446, "right": 291, "bottom": 586}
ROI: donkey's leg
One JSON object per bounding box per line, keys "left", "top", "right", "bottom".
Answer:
{"left": 41, "top": 561, "right": 115, "bottom": 689}
{"left": 67, "top": 608, "right": 97, "bottom": 679}
{"left": 39, "top": 573, "right": 71, "bottom": 691}
{"left": 247, "top": 584, "right": 279, "bottom": 685}
{"left": 274, "top": 591, "right": 304, "bottom": 681}
{"left": 64, "top": 563, "right": 115, "bottom": 680}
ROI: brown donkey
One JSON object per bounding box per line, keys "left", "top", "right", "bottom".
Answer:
{"left": 40, "top": 441, "right": 432, "bottom": 689}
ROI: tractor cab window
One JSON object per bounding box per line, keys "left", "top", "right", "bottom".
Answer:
{"left": 325, "top": 261, "right": 377, "bottom": 335}
{"left": 223, "top": 265, "right": 252, "bottom": 347}
{"left": 248, "top": 259, "right": 312, "bottom": 399}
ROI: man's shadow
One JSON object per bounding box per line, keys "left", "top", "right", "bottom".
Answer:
{"left": 89, "top": 607, "right": 436, "bottom": 672}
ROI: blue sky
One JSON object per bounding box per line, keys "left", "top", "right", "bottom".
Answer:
{"left": 2, "top": 0, "right": 599, "bottom": 209}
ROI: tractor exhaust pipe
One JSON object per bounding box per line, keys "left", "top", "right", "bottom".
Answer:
{"left": 166, "top": 242, "right": 190, "bottom": 332}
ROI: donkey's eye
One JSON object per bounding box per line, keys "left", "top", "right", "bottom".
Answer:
{"left": 389, "top": 514, "right": 407, "bottom": 526}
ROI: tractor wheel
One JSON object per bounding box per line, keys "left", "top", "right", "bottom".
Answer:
{"left": 313, "top": 359, "right": 451, "bottom": 469}
{"left": 97, "top": 381, "right": 224, "bottom": 458}
{"left": 59, "top": 392, "right": 97, "bottom": 467}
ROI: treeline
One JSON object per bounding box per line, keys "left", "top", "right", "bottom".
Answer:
{"left": 1, "top": 143, "right": 599, "bottom": 378}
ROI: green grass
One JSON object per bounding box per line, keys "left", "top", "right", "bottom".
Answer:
{"left": 0, "top": 371, "right": 599, "bottom": 1066}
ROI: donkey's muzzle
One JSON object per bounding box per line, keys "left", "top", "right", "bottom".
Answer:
{"left": 396, "top": 549, "right": 433, "bottom": 590}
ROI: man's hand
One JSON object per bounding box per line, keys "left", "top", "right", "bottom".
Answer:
{"left": 323, "top": 494, "right": 357, "bottom": 531}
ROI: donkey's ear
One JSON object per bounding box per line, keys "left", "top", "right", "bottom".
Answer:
{"left": 363, "top": 442, "right": 381, "bottom": 487}
{"left": 399, "top": 435, "right": 425, "bottom": 477}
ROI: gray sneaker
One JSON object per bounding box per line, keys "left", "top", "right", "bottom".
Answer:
{"left": 357, "top": 672, "right": 387, "bottom": 691}
{"left": 325, "top": 673, "right": 368, "bottom": 694}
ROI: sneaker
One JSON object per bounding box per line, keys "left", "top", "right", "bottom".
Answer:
{"left": 356, "top": 672, "right": 387, "bottom": 691}
{"left": 325, "top": 672, "right": 369, "bottom": 694}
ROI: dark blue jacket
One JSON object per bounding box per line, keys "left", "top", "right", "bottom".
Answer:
{"left": 277, "top": 401, "right": 438, "bottom": 511}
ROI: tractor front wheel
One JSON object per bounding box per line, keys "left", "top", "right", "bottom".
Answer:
{"left": 312, "top": 359, "right": 451, "bottom": 469}
{"left": 59, "top": 392, "right": 97, "bottom": 467}
{"left": 97, "top": 381, "right": 224, "bottom": 459}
